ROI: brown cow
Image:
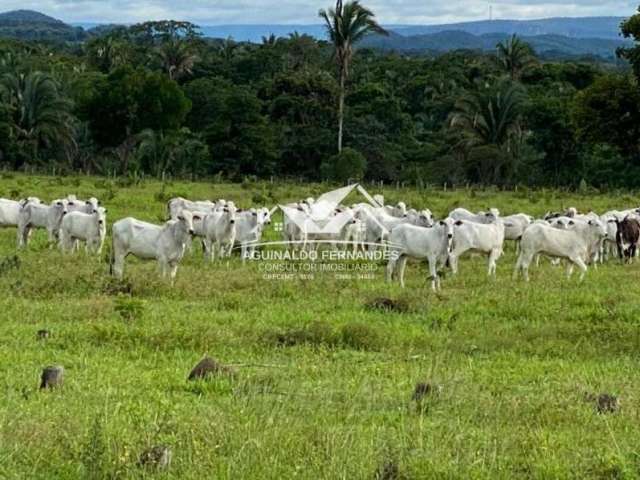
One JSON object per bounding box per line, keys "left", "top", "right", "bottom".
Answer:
{"left": 616, "top": 217, "right": 640, "bottom": 263}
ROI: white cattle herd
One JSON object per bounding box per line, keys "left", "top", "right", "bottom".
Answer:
{"left": 1, "top": 193, "right": 639, "bottom": 289}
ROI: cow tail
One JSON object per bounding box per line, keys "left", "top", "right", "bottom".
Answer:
{"left": 109, "top": 234, "right": 114, "bottom": 276}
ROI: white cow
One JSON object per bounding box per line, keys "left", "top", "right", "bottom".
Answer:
{"left": 66, "top": 196, "right": 100, "bottom": 214}
{"left": 548, "top": 216, "right": 605, "bottom": 265}
{"left": 449, "top": 215, "right": 505, "bottom": 276}
{"left": 235, "top": 207, "right": 274, "bottom": 261}
{"left": 449, "top": 208, "right": 500, "bottom": 224}
{"left": 111, "top": 211, "right": 199, "bottom": 282}
{"left": 503, "top": 213, "right": 533, "bottom": 251}
{"left": 514, "top": 220, "right": 607, "bottom": 281}
{"left": 202, "top": 207, "right": 238, "bottom": 261}
{"left": 0, "top": 197, "right": 41, "bottom": 227}
{"left": 167, "top": 197, "right": 217, "bottom": 220}
{"left": 17, "top": 200, "right": 69, "bottom": 247}
{"left": 59, "top": 207, "right": 107, "bottom": 254}
{"left": 386, "top": 219, "right": 455, "bottom": 291}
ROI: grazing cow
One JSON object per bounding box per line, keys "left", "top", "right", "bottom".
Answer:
{"left": 202, "top": 207, "right": 238, "bottom": 261}
{"left": 59, "top": 207, "right": 107, "bottom": 254}
{"left": 449, "top": 214, "right": 505, "bottom": 276}
{"left": 0, "top": 197, "right": 41, "bottom": 228}
{"left": 17, "top": 200, "right": 69, "bottom": 248}
{"left": 386, "top": 219, "right": 455, "bottom": 291}
{"left": 514, "top": 220, "right": 607, "bottom": 281}
{"left": 616, "top": 217, "right": 640, "bottom": 263}
{"left": 111, "top": 211, "right": 199, "bottom": 282}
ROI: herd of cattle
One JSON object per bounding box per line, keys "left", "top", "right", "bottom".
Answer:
{"left": 0, "top": 194, "right": 639, "bottom": 289}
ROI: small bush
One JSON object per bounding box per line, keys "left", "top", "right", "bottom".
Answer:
{"left": 340, "top": 322, "right": 384, "bottom": 351}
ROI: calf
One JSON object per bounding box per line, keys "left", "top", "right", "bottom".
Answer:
{"left": 17, "top": 200, "right": 68, "bottom": 248}
{"left": 386, "top": 219, "right": 454, "bottom": 291}
{"left": 59, "top": 207, "right": 107, "bottom": 255}
{"left": 616, "top": 217, "right": 640, "bottom": 263}
{"left": 514, "top": 220, "right": 607, "bottom": 281}
{"left": 111, "top": 211, "right": 199, "bottom": 282}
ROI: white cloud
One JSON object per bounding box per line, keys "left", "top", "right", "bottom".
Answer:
{"left": 0, "top": 0, "right": 637, "bottom": 24}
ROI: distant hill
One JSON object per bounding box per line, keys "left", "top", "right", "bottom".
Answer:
{"left": 392, "top": 17, "right": 627, "bottom": 40}
{"left": 0, "top": 9, "right": 86, "bottom": 42}
{"left": 361, "top": 30, "right": 630, "bottom": 60}
{"left": 0, "top": 10, "right": 633, "bottom": 60}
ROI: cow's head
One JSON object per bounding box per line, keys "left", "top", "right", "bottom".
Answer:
{"left": 588, "top": 219, "right": 607, "bottom": 238}
{"left": 439, "top": 218, "right": 455, "bottom": 240}
{"left": 93, "top": 207, "right": 107, "bottom": 226}
{"left": 177, "top": 210, "right": 198, "bottom": 235}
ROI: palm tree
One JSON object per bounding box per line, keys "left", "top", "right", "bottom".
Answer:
{"left": 450, "top": 81, "right": 525, "bottom": 147}
{"left": 0, "top": 71, "right": 76, "bottom": 166}
{"left": 496, "top": 35, "right": 537, "bottom": 80}
{"left": 156, "top": 40, "right": 197, "bottom": 81}
{"left": 449, "top": 81, "right": 526, "bottom": 183}
{"left": 319, "top": 1, "right": 387, "bottom": 153}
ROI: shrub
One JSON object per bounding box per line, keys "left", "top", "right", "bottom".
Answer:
{"left": 340, "top": 322, "right": 384, "bottom": 351}
{"left": 320, "top": 148, "right": 367, "bottom": 183}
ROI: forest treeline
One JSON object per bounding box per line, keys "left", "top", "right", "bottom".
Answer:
{"left": 1, "top": 3, "right": 640, "bottom": 188}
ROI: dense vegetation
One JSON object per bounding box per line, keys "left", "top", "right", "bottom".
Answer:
{"left": 0, "top": 3, "right": 640, "bottom": 189}
{"left": 2, "top": 174, "right": 640, "bottom": 478}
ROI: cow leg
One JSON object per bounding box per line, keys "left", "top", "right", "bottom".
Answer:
{"left": 112, "top": 254, "right": 125, "bottom": 279}
{"left": 449, "top": 253, "right": 459, "bottom": 275}
{"left": 428, "top": 255, "right": 438, "bottom": 292}
{"left": 169, "top": 262, "right": 179, "bottom": 285}
{"left": 397, "top": 256, "right": 408, "bottom": 288}
{"left": 385, "top": 256, "right": 396, "bottom": 283}
{"left": 565, "top": 262, "right": 574, "bottom": 278}
{"left": 517, "top": 251, "right": 533, "bottom": 282}
{"left": 487, "top": 249, "right": 500, "bottom": 277}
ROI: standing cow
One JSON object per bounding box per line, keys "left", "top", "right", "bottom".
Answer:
{"left": 616, "top": 217, "right": 640, "bottom": 263}
{"left": 111, "top": 211, "right": 199, "bottom": 283}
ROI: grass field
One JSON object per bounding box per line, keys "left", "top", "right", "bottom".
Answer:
{"left": 1, "top": 173, "right": 640, "bottom": 479}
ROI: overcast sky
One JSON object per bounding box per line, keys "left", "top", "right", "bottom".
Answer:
{"left": 2, "top": 0, "right": 637, "bottom": 24}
